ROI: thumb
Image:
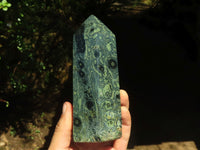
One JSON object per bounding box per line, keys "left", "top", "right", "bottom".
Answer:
{"left": 48, "top": 102, "right": 73, "bottom": 150}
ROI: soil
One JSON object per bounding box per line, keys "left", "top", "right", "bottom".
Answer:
{"left": 0, "top": 91, "right": 61, "bottom": 150}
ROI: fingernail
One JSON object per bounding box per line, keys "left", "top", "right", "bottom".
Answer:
{"left": 62, "top": 102, "right": 67, "bottom": 114}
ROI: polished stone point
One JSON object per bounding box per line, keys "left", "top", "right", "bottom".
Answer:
{"left": 73, "top": 15, "right": 121, "bottom": 142}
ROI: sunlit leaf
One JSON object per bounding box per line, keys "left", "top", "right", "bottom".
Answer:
{"left": 2, "top": 7, "right": 8, "bottom": 11}
{"left": 6, "top": 101, "right": 9, "bottom": 107}
{"left": 2, "top": 0, "right": 7, "bottom": 4}
{"left": 7, "top": 3, "right": 11, "bottom": 7}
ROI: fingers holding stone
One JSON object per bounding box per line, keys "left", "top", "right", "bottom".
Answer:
{"left": 48, "top": 102, "right": 73, "bottom": 150}
{"left": 113, "top": 105, "right": 131, "bottom": 150}
{"left": 120, "top": 89, "right": 129, "bottom": 109}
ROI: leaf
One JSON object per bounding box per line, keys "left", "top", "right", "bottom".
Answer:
{"left": 2, "top": 7, "right": 8, "bottom": 11}
{"left": 7, "top": 3, "right": 11, "bottom": 7}
{"left": 0, "top": 0, "right": 11, "bottom": 11}
{"left": 20, "top": 13, "right": 24, "bottom": 17}
{"left": 6, "top": 101, "right": 9, "bottom": 107}
{"left": 2, "top": 0, "right": 7, "bottom": 4}
{"left": 35, "top": 130, "right": 40, "bottom": 133}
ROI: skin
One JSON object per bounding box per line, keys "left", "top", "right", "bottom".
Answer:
{"left": 48, "top": 89, "right": 131, "bottom": 150}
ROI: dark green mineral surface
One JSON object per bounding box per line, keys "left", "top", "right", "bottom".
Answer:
{"left": 73, "top": 15, "right": 121, "bottom": 142}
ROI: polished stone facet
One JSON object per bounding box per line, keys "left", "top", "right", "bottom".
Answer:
{"left": 73, "top": 15, "right": 121, "bottom": 142}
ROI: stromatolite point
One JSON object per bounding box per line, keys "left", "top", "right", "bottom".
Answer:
{"left": 73, "top": 15, "right": 121, "bottom": 142}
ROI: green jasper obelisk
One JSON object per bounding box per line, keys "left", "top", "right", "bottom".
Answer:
{"left": 73, "top": 15, "right": 121, "bottom": 142}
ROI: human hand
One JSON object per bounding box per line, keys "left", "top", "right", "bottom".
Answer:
{"left": 48, "top": 89, "right": 131, "bottom": 150}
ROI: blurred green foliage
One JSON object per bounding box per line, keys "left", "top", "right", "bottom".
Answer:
{"left": 0, "top": 0, "right": 125, "bottom": 106}
{"left": 0, "top": 0, "right": 11, "bottom": 11}
{"left": 1, "top": 0, "right": 70, "bottom": 98}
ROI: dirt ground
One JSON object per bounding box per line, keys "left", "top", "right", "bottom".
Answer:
{"left": 0, "top": 112, "right": 53, "bottom": 150}
{"left": 0, "top": 91, "right": 61, "bottom": 150}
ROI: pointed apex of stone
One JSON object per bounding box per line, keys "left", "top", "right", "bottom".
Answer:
{"left": 83, "top": 14, "right": 102, "bottom": 25}
{"left": 86, "top": 14, "right": 98, "bottom": 21}
{"left": 87, "top": 14, "right": 97, "bottom": 19}
{"left": 78, "top": 14, "right": 114, "bottom": 38}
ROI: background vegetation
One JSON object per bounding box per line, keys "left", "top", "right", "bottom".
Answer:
{"left": 0, "top": 0, "right": 126, "bottom": 106}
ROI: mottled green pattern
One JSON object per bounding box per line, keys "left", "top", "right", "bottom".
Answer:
{"left": 73, "top": 15, "right": 121, "bottom": 142}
